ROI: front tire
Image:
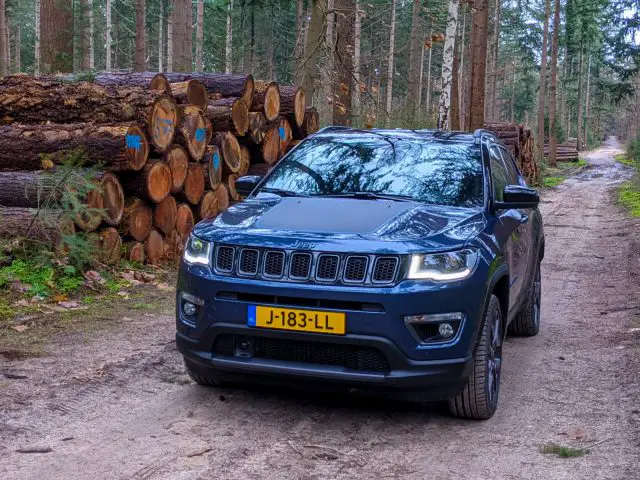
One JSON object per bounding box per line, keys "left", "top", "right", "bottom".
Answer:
{"left": 448, "top": 295, "right": 503, "bottom": 420}
{"left": 184, "top": 359, "right": 222, "bottom": 387}
{"left": 508, "top": 260, "right": 541, "bottom": 337}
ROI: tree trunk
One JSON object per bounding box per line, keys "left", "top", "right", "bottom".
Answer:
{"left": 171, "top": 0, "right": 192, "bottom": 72}
{"left": 425, "top": 27, "right": 433, "bottom": 119}
{"left": 417, "top": 26, "right": 426, "bottom": 111}
{"left": 490, "top": 0, "right": 501, "bottom": 120}
{"left": 119, "top": 161, "right": 172, "bottom": 203}
{"left": 548, "top": 0, "right": 561, "bottom": 167}
{"left": 251, "top": 81, "right": 281, "bottom": 122}
{"left": 166, "top": 1, "right": 172, "bottom": 72}
{"left": 195, "top": 0, "right": 204, "bottom": 71}
{"left": 158, "top": 0, "right": 163, "bottom": 72}
{"left": 450, "top": 31, "right": 460, "bottom": 131}
{"left": 225, "top": 0, "right": 234, "bottom": 74}
{"left": 177, "top": 163, "right": 205, "bottom": 205}
{"left": 176, "top": 105, "right": 209, "bottom": 162}
{"left": 0, "top": 123, "right": 149, "bottom": 171}
{"left": 385, "top": 0, "right": 397, "bottom": 122}
{"left": 156, "top": 72, "right": 255, "bottom": 108}
{"left": 90, "top": 71, "right": 164, "bottom": 87}
{"left": 536, "top": 0, "right": 550, "bottom": 160}
{"left": 121, "top": 197, "right": 152, "bottom": 241}
{"left": 205, "top": 98, "right": 249, "bottom": 136}
{"left": 576, "top": 43, "right": 584, "bottom": 151}
{"left": 468, "top": 0, "right": 489, "bottom": 130}
{"left": 437, "top": 0, "right": 460, "bottom": 130}
{"left": 154, "top": 195, "right": 177, "bottom": 235}
{"left": 106, "top": 0, "right": 112, "bottom": 70}
{"left": 164, "top": 144, "right": 189, "bottom": 193}
{"left": 40, "top": 0, "right": 73, "bottom": 73}
{"left": 198, "top": 191, "right": 218, "bottom": 220}
{"left": 0, "top": 207, "right": 74, "bottom": 246}
{"left": 135, "top": 0, "right": 146, "bottom": 72}
{"left": 459, "top": 5, "right": 466, "bottom": 129}
{"left": 280, "top": 86, "right": 307, "bottom": 128}
{"left": 0, "top": 0, "right": 8, "bottom": 76}
{"left": 175, "top": 202, "right": 194, "bottom": 237}
{"left": 584, "top": 51, "right": 591, "bottom": 147}
{"left": 14, "top": 25, "right": 20, "bottom": 72}
{"left": 34, "top": 0, "right": 41, "bottom": 75}
{"left": 294, "top": 0, "right": 304, "bottom": 79}
{"left": 333, "top": 0, "right": 354, "bottom": 125}
{"left": 301, "top": 0, "right": 324, "bottom": 106}
{"left": 407, "top": 0, "right": 423, "bottom": 120}
{"left": 351, "top": 1, "right": 361, "bottom": 116}
{"left": 212, "top": 131, "right": 242, "bottom": 174}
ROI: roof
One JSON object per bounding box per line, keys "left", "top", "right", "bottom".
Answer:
{"left": 313, "top": 126, "right": 499, "bottom": 145}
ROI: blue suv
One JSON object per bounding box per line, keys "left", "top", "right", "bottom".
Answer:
{"left": 176, "top": 127, "right": 544, "bottom": 419}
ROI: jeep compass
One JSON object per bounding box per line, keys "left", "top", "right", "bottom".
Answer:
{"left": 176, "top": 127, "right": 544, "bottom": 420}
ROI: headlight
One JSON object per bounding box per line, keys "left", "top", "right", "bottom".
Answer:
{"left": 408, "top": 249, "right": 478, "bottom": 281}
{"left": 183, "top": 235, "right": 212, "bottom": 266}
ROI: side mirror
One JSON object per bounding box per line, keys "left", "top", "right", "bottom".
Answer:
{"left": 234, "top": 175, "right": 262, "bottom": 197}
{"left": 495, "top": 185, "right": 539, "bottom": 210}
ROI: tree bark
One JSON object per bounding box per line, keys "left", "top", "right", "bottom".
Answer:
{"left": 171, "top": 0, "right": 193, "bottom": 72}
{"left": 584, "top": 51, "right": 591, "bottom": 147}
{"left": 333, "top": 0, "right": 354, "bottom": 125}
{"left": 352, "top": 0, "right": 362, "bottom": 116}
{"left": 166, "top": 1, "right": 172, "bottom": 72}
{"left": 205, "top": 97, "right": 249, "bottom": 136}
{"left": 437, "top": 0, "right": 460, "bottom": 130}
{"left": 106, "top": 0, "right": 112, "bottom": 70}
{"left": 34, "top": 0, "right": 41, "bottom": 75}
{"left": 450, "top": 31, "right": 460, "bottom": 131}
{"left": 0, "top": 123, "right": 149, "bottom": 171}
{"left": 164, "top": 144, "right": 189, "bottom": 193}
{"left": 251, "top": 81, "right": 281, "bottom": 122}
{"left": 0, "top": 0, "right": 7, "bottom": 75}
{"left": 157, "top": 72, "right": 255, "bottom": 108}
{"left": 407, "top": 0, "right": 423, "bottom": 120}
{"left": 14, "top": 25, "right": 20, "bottom": 72}
{"left": 386, "top": 0, "right": 397, "bottom": 122}
{"left": 548, "top": 0, "right": 561, "bottom": 167}
{"left": 158, "top": 0, "right": 163, "bottom": 72}
{"left": 537, "top": 0, "right": 550, "bottom": 159}
{"left": 40, "top": 0, "right": 73, "bottom": 73}
{"left": 468, "top": 0, "right": 489, "bottom": 130}
{"left": 425, "top": 27, "right": 434, "bottom": 119}
{"left": 576, "top": 43, "right": 584, "bottom": 151}
{"left": 278, "top": 86, "right": 306, "bottom": 128}
{"left": 195, "top": 0, "right": 204, "bottom": 71}
{"left": 490, "top": 0, "right": 501, "bottom": 120}
{"left": 225, "top": 0, "right": 234, "bottom": 74}
{"left": 121, "top": 197, "right": 152, "bottom": 241}
{"left": 0, "top": 207, "right": 74, "bottom": 246}
{"left": 135, "top": 0, "right": 146, "bottom": 72}
{"left": 119, "top": 160, "right": 172, "bottom": 203}
{"left": 301, "top": 0, "right": 323, "bottom": 106}
{"left": 154, "top": 195, "right": 177, "bottom": 235}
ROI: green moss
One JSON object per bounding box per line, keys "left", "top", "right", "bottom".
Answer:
{"left": 543, "top": 176, "right": 564, "bottom": 188}
{"left": 618, "top": 181, "right": 640, "bottom": 217}
{"left": 541, "top": 443, "right": 587, "bottom": 458}
{"left": 615, "top": 154, "right": 637, "bottom": 167}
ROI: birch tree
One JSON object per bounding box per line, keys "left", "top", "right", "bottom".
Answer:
{"left": 225, "top": 0, "right": 233, "bottom": 74}
{"left": 438, "top": 0, "right": 460, "bottom": 130}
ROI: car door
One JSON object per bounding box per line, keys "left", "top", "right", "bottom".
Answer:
{"left": 488, "top": 145, "right": 527, "bottom": 313}
{"left": 497, "top": 145, "right": 534, "bottom": 311}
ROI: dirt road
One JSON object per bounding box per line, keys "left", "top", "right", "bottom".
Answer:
{"left": 1, "top": 140, "right": 639, "bottom": 480}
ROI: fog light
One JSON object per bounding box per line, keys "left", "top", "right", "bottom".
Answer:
{"left": 183, "top": 302, "right": 197, "bottom": 317}
{"left": 438, "top": 322, "right": 455, "bottom": 338}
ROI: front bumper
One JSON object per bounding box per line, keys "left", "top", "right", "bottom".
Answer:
{"left": 176, "top": 261, "right": 489, "bottom": 396}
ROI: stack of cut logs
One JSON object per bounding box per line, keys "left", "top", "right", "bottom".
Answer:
{"left": 543, "top": 138, "right": 579, "bottom": 162}
{"left": 0, "top": 72, "right": 319, "bottom": 265}
{"left": 484, "top": 122, "right": 538, "bottom": 184}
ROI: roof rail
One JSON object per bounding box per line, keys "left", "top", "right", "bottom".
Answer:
{"left": 472, "top": 128, "right": 498, "bottom": 145}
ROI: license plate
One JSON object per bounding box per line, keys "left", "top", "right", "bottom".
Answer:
{"left": 247, "top": 305, "right": 346, "bottom": 335}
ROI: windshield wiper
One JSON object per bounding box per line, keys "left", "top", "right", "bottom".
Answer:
{"left": 313, "top": 191, "right": 414, "bottom": 202}
{"left": 259, "top": 187, "right": 308, "bottom": 198}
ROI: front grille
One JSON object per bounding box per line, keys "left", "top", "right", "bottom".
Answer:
{"left": 344, "top": 256, "right": 368, "bottom": 283}
{"left": 238, "top": 249, "right": 259, "bottom": 275}
{"left": 263, "top": 251, "right": 285, "bottom": 277}
{"left": 216, "top": 246, "right": 235, "bottom": 272}
{"left": 289, "top": 253, "right": 312, "bottom": 279}
{"left": 213, "top": 335, "right": 390, "bottom": 372}
{"left": 372, "top": 257, "right": 398, "bottom": 283}
{"left": 316, "top": 254, "right": 339, "bottom": 281}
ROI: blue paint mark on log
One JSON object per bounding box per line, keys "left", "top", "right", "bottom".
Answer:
{"left": 213, "top": 153, "right": 220, "bottom": 169}
{"left": 195, "top": 128, "right": 206, "bottom": 142}
{"left": 126, "top": 135, "right": 142, "bottom": 151}
{"left": 279, "top": 127, "right": 285, "bottom": 139}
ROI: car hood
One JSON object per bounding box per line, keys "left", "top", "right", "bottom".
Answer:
{"left": 193, "top": 195, "right": 486, "bottom": 254}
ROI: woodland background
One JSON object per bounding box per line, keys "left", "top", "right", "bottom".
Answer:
{"left": 0, "top": 0, "right": 638, "bottom": 157}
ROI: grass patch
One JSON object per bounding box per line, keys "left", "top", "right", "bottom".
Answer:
{"left": 618, "top": 179, "right": 640, "bottom": 217}
{"left": 541, "top": 159, "right": 588, "bottom": 189}
{"left": 543, "top": 176, "right": 564, "bottom": 188}
{"left": 541, "top": 442, "right": 587, "bottom": 458}
{"left": 131, "top": 303, "right": 155, "bottom": 310}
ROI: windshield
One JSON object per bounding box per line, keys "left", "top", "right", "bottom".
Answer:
{"left": 258, "top": 134, "right": 484, "bottom": 208}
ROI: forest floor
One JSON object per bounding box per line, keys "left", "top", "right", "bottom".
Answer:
{"left": 1, "top": 139, "right": 639, "bottom": 480}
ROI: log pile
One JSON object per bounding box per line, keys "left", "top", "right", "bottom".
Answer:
{"left": 0, "top": 72, "right": 318, "bottom": 265}
{"left": 543, "top": 138, "right": 579, "bottom": 162}
{"left": 484, "top": 122, "right": 539, "bottom": 184}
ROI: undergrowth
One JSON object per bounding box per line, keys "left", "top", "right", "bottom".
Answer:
{"left": 541, "top": 158, "right": 588, "bottom": 188}
{"left": 617, "top": 136, "right": 640, "bottom": 217}
{"left": 541, "top": 442, "right": 587, "bottom": 458}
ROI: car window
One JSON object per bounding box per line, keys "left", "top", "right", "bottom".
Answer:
{"left": 489, "top": 146, "right": 509, "bottom": 202}
{"left": 260, "top": 134, "right": 485, "bottom": 208}
{"left": 497, "top": 147, "right": 520, "bottom": 185}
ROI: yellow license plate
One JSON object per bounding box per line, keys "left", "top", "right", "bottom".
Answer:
{"left": 248, "top": 305, "right": 346, "bottom": 335}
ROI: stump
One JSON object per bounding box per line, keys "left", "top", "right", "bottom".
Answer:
{"left": 279, "top": 86, "right": 306, "bottom": 128}
{"left": 0, "top": 124, "right": 149, "bottom": 171}
{"left": 179, "top": 163, "right": 205, "bottom": 205}
{"left": 198, "top": 191, "right": 219, "bottom": 220}
{"left": 144, "top": 229, "right": 164, "bottom": 264}
{"left": 212, "top": 132, "right": 242, "bottom": 174}
{"left": 176, "top": 203, "right": 195, "bottom": 237}
{"left": 121, "top": 198, "right": 153, "bottom": 242}
{"left": 154, "top": 195, "right": 178, "bottom": 235}
{"left": 251, "top": 81, "right": 281, "bottom": 122}
{"left": 205, "top": 97, "right": 249, "bottom": 136}
{"left": 119, "top": 161, "right": 172, "bottom": 203}
{"left": 163, "top": 144, "right": 189, "bottom": 193}
{"left": 177, "top": 105, "right": 209, "bottom": 162}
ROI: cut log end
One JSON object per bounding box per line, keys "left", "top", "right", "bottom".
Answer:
{"left": 97, "top": 227, "right": 122, "bottom": 264}
{"left": 149, "top": 95, "right": 179, "bottom": 152}
{"left": 241, "top": 75, "right": 256, "bottom": 109}
{"left": 227, "top": 174, "right": 240, "bottom": 202}
{"left": 205, "top": 145, "right": 222, "bottom": 190}
{"left": 144, "top": 229, "right": 164, "bottom": 264}
{"left": 231, "top": 98, "right": 249, "bottom": 136}
{"left": 278, "top": 117, "right": 293, "bottom": 155}
{"left": 100, "top": 172, "right": 125, "bottom": 226}
{"left": 253, "top": 81, "right": 281, "bottom": 122}
{"left": 123, "top": 198, "right": 153, "bottom": 242}
{"left": 182, "top": 163, "right": 206, "bottom": 205}
{"left": 186, "top": 80, "right": 209, "bottom": 110}
{"left": 178, "top": 105, "right": 209, "bottom": 162}
{"left": 74, "top": 188, "right": 104, "bottom": 233}
{"left": 149, "top": 73, "right": 171, "bottom": 92}
{"left": 125, "top": 125, "right": 150, "bottom": 170}
{"left": 146, "top": 161, "right": 173, "bottom": 203}
{"left": 164, "top": 144, "right": 189, "bottom": 193}
{"left": 125, "top": 241, "right": 145, "bottom": 263}
{"left": 262, "top": 124, "right": 281, "bottom": 165}
{"left": 294, "top": 89, "right": 306, "bottom": 127}
{"left": 248, "top": 112, "right": 266, "bottom": 144}
{"left": 199, "top": 191, "right": 219, "bottom": 220}
{"left": 239, "top": 146, "right": 250, "bottom": 177}
{"left": 176, "top": 203, "right": 195, "bottom": 237}
{"left": 154, "top": 195, "right": 178, "bottom": 235}
{"left": 214, "top": 183, "right": 230, "bottom": 213}
{"left": 214, "top": 132, "right": 242, "bottom": 174}
{"left": 304, "top": 107, "right": 319, "bottom": 136}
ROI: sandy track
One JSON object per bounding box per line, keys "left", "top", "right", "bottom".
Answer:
{"left": 1, "top": 140, "right": 639, "bottom": 479}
